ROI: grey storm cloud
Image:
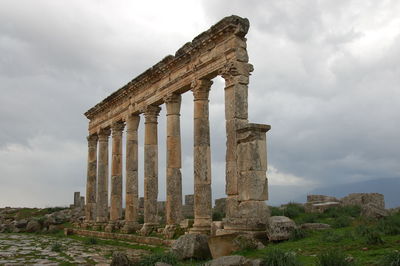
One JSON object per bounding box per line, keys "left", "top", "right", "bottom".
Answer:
{"left": 0, "top": 0, "right": 399, "bottom": 207}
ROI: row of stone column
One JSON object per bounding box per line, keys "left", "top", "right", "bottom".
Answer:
{"left": 85, "top": 79, "right": 214, "bottom": 234}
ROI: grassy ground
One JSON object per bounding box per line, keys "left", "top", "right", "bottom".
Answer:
{"left": 236, "top": 204, "right": 400, "bottom": 266}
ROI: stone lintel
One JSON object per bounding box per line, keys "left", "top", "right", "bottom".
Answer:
{"left": 237, "top": 123, "right": 271, "bottom": 134}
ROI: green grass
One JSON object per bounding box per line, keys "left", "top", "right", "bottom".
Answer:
{"left": 235, "top": 210, "right": 400, "bottom": 266}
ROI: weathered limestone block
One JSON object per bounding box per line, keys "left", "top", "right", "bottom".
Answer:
{"left": 171, "top": 234, "right": 212, "bottom": 260}
{"left": 305, "top": 201, "right": 341, "bottom": 213}
{"left": 110, "top": 121, "right": 124, "bottom": 222}
{"left": 300, "top": 223, "right": 331, "bottom": 230}
{"left": 307, "top": 194, "right": 338, "bottom": 203}
{"left": 341, "top": 193, "right": 385, "bottom": 209}
{"left": 85, "top": 134, "right": 98, "bottom": 223}
{"left": 361, "top": 203, "right": 388, "bottom": 218}
{"left": 236, "top": 124, "right": 270, "bottom": 202}
{"left": 266, "top": 216, "right": 296, "bottom": 241}
{"left": 185, "top": 194, "right": 194, "bottom": 206}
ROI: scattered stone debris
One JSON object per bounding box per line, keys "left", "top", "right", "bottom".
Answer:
{"left": 266, "top": 216, "right": 296, "bottom": 241}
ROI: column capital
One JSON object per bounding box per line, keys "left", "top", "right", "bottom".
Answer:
{"left": 112, "top": 121, "right": 125, "bottom": 136}
{"left": 218, "top": 61, "right": 253, "bottom": 86}
{"left": 144, "top": 105, "right": 161, "bottom": 123}
{"left": 126, "top": 114, "right": 140, "bottom": 131}
{"left": 98, "top": 128, "right": 111, "bottom": 141}
{"left": 191, "top": 79, "right": 213, "bottom": 101}
{"left": 164, "top": 93, "right": 181, "bottom": 115}
{"left": 87, "top": 134, "right": 98, "bottom": 145}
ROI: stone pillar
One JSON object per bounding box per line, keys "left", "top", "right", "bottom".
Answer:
{"left": 122, "top": 114, "right": 140, "bottom": 233}
{"left": 74, "top": 192, "right": 80, "bottom": 208}
{"left": 140, "top": 105, "right": 161, "bottom": 235}
{"left": 189, "top": 78, "right": 213, "bottom": 235}
{"left": 85, "top": 134, "right": 98, "bottom": 223}
{"left": 95, "top": 128, "right": 111, "bottom": 226}
{"left": 219, "top": 56, "right": 254, "bottom": 232}
{"left": 222, "top": 123, "right": 270, "bottom": 236}
{"left": 85, "top": 135, "right": 98, "bottom": 223}
{"left": 105, "top": 121, "right": 125, "bottom": 232}
{"left": 163, "top": 93, "right": 182, "bottom": 238}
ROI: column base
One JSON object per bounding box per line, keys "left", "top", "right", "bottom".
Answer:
{"left": 104, "top": 221, "right": 116, "bottom": 232}
{"left": 121, "top": 221, "right": 140, "bottom": 234}
{"left": 139, "top": 223, "right": 158, "bottom": 236}
{"left": 92, "top": 222, "right": 106, "bottom": 231}
{"left": 189, "top": 225, "right": 211, "bottom": 235}
{"left": 162, "top": 224, "right": 181, "bottom": 239}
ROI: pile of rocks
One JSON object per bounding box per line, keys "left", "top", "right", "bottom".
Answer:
{"left": 305, "top": 193, "right": 388, "bottom": 218}
{"left": 0, "top": 207, "right": 83, "bottom": 233}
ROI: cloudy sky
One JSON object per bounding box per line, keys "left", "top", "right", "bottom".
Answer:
{"left": 1, "top": 0, "right": 399, "bottom": 208}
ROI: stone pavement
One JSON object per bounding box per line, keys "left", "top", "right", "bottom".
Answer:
{"left": 0, "top": 233, "right": 148, "bottom": 265}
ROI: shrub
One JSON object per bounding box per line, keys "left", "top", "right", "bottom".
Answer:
{"left": 321, "top": 231, "right": 343, "bottom": 243}
{"left": 333, "top": 216, "right": 352, "bottom": 228}
{"left": 317, "top": 249, "right": 355, "bottom": 266}
{"left": 290, "top": 228, "right": 308, "bottom": 241}
{"left": 138, "top": 252, "right": 178, "bottom": 266}
{"left": 84, "top": 237, "right": 98, "bottom": 245}
{"left": 377, "top": 214, "right": 400, "bottom": 235}
{"left": 298, "top": 213, "right": 319, "bottom": 224}
{"left": 364, "top": 230, "right": 384, "bottom": 245}
{"left": 381, "top": 251, "right": 400, "bottom": 266}
{"left": 271, "top": 207, "right": 284, "bottom": 216}
{"left": 283, "top": 203, "right": 305, "bottom": 219}
{"left": 51, "top": 242, "right": 62, "bottom": 252}
{"left": 324, "top": 206, "right": 361, "bottom": 219}
{"left": 262, "top": 248, "right": 302, "bottom": 266}
{"left": 212, "top": 211, "right": 225, "bottom": 221}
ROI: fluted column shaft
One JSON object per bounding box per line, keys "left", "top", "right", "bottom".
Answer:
{"left": 109, "top": 121, "right": 125, "bottom": 222}
{"left": 165, "top": 93, "right": 182, "bottom": 225}
{"left": 124, "top": 114, "right": 140, "bottom": 227}
{"left": 85, "top": 135, "right": 98, "bottom": 222}
{"left": 144, "top": 105, "right": 161, "bottom": 225}
{"left": 190, "top": 79, "right": 213, "bottom": 234}
{"left": 96, "top": 128, "right": 111, "bottom": 223}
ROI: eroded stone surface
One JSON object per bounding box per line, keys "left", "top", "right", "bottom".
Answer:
{"left": 0, "top": 233, "right": 149, "bottom": 265}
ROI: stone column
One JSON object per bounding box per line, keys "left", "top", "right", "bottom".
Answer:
{"left": 95, "top": 128, "right": 111, "bottom": 227}
{"left": 105, "top": 121, "right": 125, "bottom": 232}
{"left": 140, "top": 105, "right": 161, "bottom": 235}
{"left": 163, "top": 93, "right": 182, "bottom": 238}
{"left": 122, "top": 114, "right": 140, "bottom": 233}
{"left": 190, "top": 78, "right": 213, "bottom": 235}
{"left": 85, "top": 134, "right": 98, "bottom": 223}
{"left": 219, "top": 57, "right": 254, "bottom": 232}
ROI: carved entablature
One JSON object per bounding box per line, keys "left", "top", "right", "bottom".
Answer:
{"left": 85, "top": 15, "right": 251, "bottom": 135}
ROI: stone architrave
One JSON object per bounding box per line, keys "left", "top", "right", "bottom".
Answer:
{"left": 189, "top": 78, "right": 213, "bottom": 235}
{"left": 140, "top": 105, "right": 161, "bottom": 235}
{"left": 122, "top": 114, "right": 140, "bottom": 233}
{"left": 164, "top": 93, "right": 182, "bottom": 225}
{"left": 106, "top": 121, "right": 125, "bottom": 231}
{"left": 96, "top": 128, "right": 111, "bottom": 225}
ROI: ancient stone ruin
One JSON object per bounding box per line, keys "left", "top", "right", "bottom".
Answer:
{"left": 82, "top": 15, "right": 270, "bottom": 238}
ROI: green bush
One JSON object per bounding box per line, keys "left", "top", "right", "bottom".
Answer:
{"left": 138, "top": 252, "right": 178, "bottom": 266}
{"left": 290, "top": 228, "right": 308, "bottom": 241}
{"left": 271, "top": 207, "right": 284, "bottom": 216}
{"left": 317, "top": 249, "right": 355, "bottom": 266}
{"left": 321, "top": 231, "right": 343, "bottom": 243}
{"left": 333, "top": 216, "right": 352, "bottom": 228}
{"left": 51, "top": 242, "right": 62, "bottom": 252}
{"left": 212, "top": 211, "right": 225, "bottom": 221}
{"left": 324, "top": 206, "right": 361, "bottom": 219}
{"left": 377, "top": 214, "right": 400, "bottom": 235}
{"left": 84, "top": 237, "right": 98, "bottom": 245}
{"left": 262, "top": 248, "right": 302, "bottom": 266}
{"left": 381, "top": 251, "right": 400, "bottom": 266}
{"left": 298, "top": 213, "right": 319, "bottom": 224}
{"left": 283, "top": 203, "right": 305, "bottom": 219}
{"left": 364, "top": 230, "right": 384, "bottom": 245}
